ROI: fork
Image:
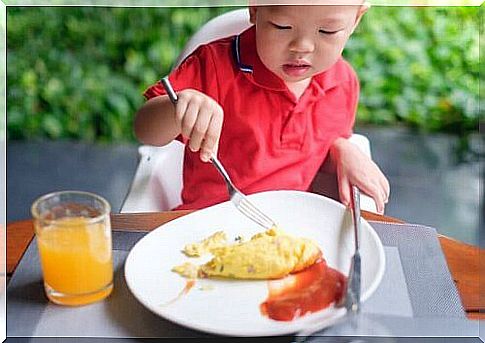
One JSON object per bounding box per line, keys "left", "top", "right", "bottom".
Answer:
{"left": 160, "top": 77, "right": 278, "bottom": 230}
{"left": 294, "top": 186, "right": 361, "bottom": 342}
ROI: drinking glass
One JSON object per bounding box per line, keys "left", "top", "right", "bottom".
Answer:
{"left": 31, "top": 191, "right": 113, "bottom": 306}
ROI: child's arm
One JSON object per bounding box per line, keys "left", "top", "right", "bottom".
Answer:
{"left": 328, "top": 137, "right": 390, "bottom": 214}
{"left": 134, "top": 89, "right": 223, "bottom": 162}
{"left": 134, "top": 95, "right": 179, "bottom": 146}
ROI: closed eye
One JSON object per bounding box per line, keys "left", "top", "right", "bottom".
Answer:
{"left": 271, "top": 22, "right": 292, "bottom": 30}
{"left": 319, "top": 29, "right": 342, "bottom": 35}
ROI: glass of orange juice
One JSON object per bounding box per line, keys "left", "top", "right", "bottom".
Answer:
{"left": 31, "top": 191, "right": 113, "bottom": 306}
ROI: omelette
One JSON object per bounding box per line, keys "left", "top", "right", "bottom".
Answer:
{"left": 182, "top": 230, "right": 228, "bottom": 257}
{"left": 172, "top": 227, "right": 321, "bottom": 280}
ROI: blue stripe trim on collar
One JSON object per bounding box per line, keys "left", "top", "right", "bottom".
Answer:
{"left": 232, "top": 35, "right": 253, "bottom": 73}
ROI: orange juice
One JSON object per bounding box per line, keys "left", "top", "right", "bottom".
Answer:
{"left": 36, "top": 216, "right": 113, "bottom": 305}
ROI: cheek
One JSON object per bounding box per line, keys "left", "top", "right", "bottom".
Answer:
{"left": 259, "top": 47, "right": 281, "bottom": 73}
{"left": 313, "top": 49, "right": 339, "bottom": 71}
{"left": 315, "top": 38, "right": 348, "bottom": 67}
{"left": 257, "top": 35, "right": 284, "bottom": 66}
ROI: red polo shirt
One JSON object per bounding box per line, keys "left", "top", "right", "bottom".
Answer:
{"left": 144, "top": 26, "right": 359, "bottom": 210}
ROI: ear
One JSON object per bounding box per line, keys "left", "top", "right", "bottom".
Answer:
{"left": 350, "top": 3, "right": 369, "bottom": 34}
{"left": 249, "top": 6, "right": 258, "bottom": 24}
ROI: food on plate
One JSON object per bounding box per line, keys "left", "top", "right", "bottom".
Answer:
{"left": 201, "top": 227, "right": 321, "bottom": 279}
{"left": 261, "top": 259, "right": 346, "bottom": 321}
{"left": 172, "top": 262, "right": 199, "bottom": 279}
{"left": 170, "top": 227, "right": 346, "bottom": 321}
{"left": 182, "top": 230, "right": 227, "bottom": 257}
{"left": 173, "top": 227, "right": 321, "bottom": 280}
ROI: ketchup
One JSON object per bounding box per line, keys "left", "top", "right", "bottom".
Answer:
{"left": 162, "top": 279, "right": 196, "bottom": 307}
{"left": 260, "top": 259, "right": 346, "bottom": 321}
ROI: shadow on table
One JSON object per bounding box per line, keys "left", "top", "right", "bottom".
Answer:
{"left": 104, "top": 263, "right": 211, "bottom": 339}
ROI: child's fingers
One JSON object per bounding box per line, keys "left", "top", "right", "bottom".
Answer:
{"left": 338, "top": 175, "right": 351, "bottom": 208}
{"left": 188, "top": 106, "right": 211, "bottom": 153}
{"left": 359, "top": 181, "right": 385, "bottom": 214}
{"left": 380, "top": 176, "right": 390, "bottom": 203}
{"left": 375, "top": 199, "right": 385, "bottom": 215}
{"left": 371, "top": 185, "right": 385, "bottom": 214}
{"left": 181, "top": 100, "right": 199, "bottom": 139}
{"left": 372, "top": 164, "right": 390, "bottom": 204}
{"left": 200, "top": 108, "right": 223, "bottom": 162}
{"left": 174, "top": 96, "right": 188, "bottom": 129}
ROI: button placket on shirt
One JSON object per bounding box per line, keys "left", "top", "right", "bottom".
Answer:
{"left": 279, "top": 84, "right": 321, "bottom": 150}
{"left": 280, "top": 107, "right": 304, "bottom": 149}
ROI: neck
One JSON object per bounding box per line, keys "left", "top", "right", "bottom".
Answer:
{"left": 286, "top": 78, "right": 312, "bottom": 100}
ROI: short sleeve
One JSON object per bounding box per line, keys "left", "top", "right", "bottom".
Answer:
{"left": 340, "top": 61, "right": 360, "bottom": 139}
{"left": 143, "top": 44, "right": 220, "bottom": 102}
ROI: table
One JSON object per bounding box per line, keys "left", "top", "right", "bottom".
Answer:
{"left": 7, "top": 210, "right": 484, "bottom": 320}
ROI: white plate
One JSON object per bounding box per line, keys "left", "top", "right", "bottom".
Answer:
{"left": 124, "top": 190, "right": 385, "bottom": 337}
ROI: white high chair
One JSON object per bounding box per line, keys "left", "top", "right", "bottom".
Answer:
{"left": 121, "top": 9, "right": 378, "bottom": 213}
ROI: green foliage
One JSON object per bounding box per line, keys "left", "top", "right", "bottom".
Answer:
{"left": 345, "top": 6, "right": 481, "bottom": 134}
{"left": 7, "top": 7, "right": 229, "bottom": 141}
{"left": 7, "top": 6, "right": 481, "bottom": 142}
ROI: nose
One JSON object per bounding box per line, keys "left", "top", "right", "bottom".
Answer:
{"left": 289, "top": 33, "right": 315, "bottom": 54}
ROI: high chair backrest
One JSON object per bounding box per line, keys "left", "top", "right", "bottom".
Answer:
{"left": 174, "top": 9, "right": 251, "bottom": 68}
{"left": 121, "top": 9, "right": 377, "bottom": 213}
{"left": 121, "top": 9, "right": 251, "bottom": 213}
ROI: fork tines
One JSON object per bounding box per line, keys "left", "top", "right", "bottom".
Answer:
{"left": 234, "top": 192, "right": 276, "bottom": 230}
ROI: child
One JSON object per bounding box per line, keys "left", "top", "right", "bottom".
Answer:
{"left": 134, "top": 4, "right": 390, "bottom": 213}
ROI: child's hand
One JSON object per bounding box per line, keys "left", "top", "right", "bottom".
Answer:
{"left": 174, "top": 89, "right": 224, "bottom": 162}
{"left": 330, "top": 137, "right": 390, "bottom": 214}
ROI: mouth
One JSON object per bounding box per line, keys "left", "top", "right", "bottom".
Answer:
{"left": 282, "top": 61, "right": 311, "bottom": 77}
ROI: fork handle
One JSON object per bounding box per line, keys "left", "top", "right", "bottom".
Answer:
{"left": 161, "top": 77, "right": 178, "bottom": 104}
{"left": 211, "top": 156, "right": 236, "bottom": 194}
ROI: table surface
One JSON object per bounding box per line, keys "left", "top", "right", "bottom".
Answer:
{"left": 6, "top": 210, "right": 484, "bottom": 320}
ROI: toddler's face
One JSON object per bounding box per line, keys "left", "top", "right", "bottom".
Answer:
{"left": 250, "top": 5, "right": 366, "bottom": 85}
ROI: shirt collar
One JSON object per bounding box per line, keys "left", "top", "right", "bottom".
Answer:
{"left": 233, "top": 26, "right": 345, "bottom": 95}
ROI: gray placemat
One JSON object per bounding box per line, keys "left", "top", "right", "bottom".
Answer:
{"left": 7, "top": 232, "right": 208, "bottom": 339}
{"left": 6, "top": 222, "right": 473, "bottom": 339}
{"left": 306, "top": 222, "right": 477, "bottom": 340}
{"left": 370, "top": 222, "right": 465, "bottom": 318}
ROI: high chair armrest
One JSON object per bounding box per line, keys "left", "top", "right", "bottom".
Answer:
{"left": 120, "top": 141, "right": 184, "bottom": 213}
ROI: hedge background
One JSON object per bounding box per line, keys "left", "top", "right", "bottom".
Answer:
{"left": 7, "top": 6, "right": 481, "bottom": 142}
